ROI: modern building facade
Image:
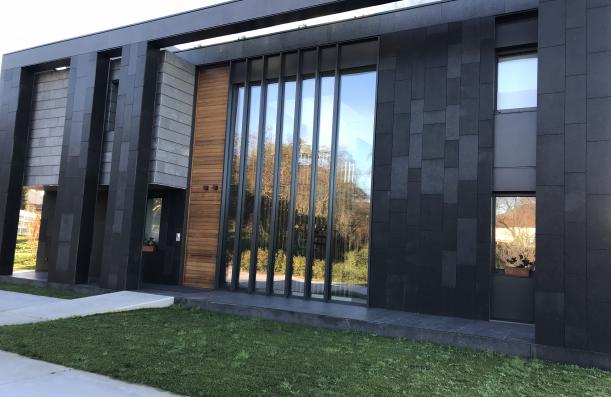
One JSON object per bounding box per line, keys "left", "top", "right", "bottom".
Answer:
{"left": 1, "top": 0, "right": 610, "bottom": 360}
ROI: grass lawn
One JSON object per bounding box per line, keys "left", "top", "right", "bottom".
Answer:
{"left": 13, "top": 236, "right": 38, "bottom": 271}
{"left": 0, "top": 282, "right": 92, "bottom": 299}
{"left": 0, "top": 307, "right": 609, "bottom": 396}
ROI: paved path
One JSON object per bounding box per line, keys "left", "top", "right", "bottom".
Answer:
{"left": 0, "top": 351, "right": 180, "bottom": 396}
{"left": 0, "top": 290, "right": 174, "bottom": 326}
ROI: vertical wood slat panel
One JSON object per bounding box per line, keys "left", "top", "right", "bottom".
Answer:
{"left": 183, "top": 65, "right": 230, "bottom": 288}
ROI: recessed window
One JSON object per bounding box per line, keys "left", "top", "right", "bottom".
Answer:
{"left": 494, "top": 196, "right": 536, "bottom": 272}
{"left": 144, "top": 198, "right": 162, "bottom": 245}
{"left": 497, "top": 54, "right": 538, "bottom": 111}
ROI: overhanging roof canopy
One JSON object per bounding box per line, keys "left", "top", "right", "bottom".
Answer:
{"left": 2, "top": 0, "right": 399, "bottom": 70}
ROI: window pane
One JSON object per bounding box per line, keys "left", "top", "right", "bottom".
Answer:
{"left": 273, "top": 80, "right": 296, "bottom": 295}
{"left": 144, "top": 198, "right": 162, "bottom": 245}
{"left": 311, "top": 76, "right": 335, "bottom": 299}
{"left": 255, "top": 82, "right": 279, "bottom": 292}
{"left": 238, "top": 84, "right": 262, "bottom": 290}
{"left": 495, "top": 196, "right": 536, "bottom": 271}
{"left": 291, "top": 77, "right": 316, "bottom": 297}
{"left": 497, "top": 54, "right": 538, "bottom": 110}
{"left": 331, "top": 71, "right": 376, "bottom": 303}
{"left": 224, "top": 86, "right": 245, "bottom": 286}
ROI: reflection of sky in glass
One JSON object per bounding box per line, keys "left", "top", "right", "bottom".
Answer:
{"left": 300, "top": 78, "right": 316, "bottom": 150}
{"left": 497, "top": 54, "right": 537, "bottom": 110}
{"left": 318, "top": 76, "right": 335, "bottom": 156}
{"left": 265, "top": 83, "right": 279, "bottom": 144}
{"left": 337, "top": 71, "right": 377, "bottom": 193}
{"left": 282, "top": 81, "right": 297, "bottom": 144}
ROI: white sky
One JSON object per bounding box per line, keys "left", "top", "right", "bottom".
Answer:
{"left": 0, "top": 0, "right": 228, "bottom": 69}
{"left": 0, "top": 0, "right": 440, "bottom": 70}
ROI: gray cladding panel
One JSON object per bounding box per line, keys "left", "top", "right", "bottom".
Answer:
{"left": 100, "top": 59, "right": 121, "bottom": 186}
{"left": 24, "top": 69, "right": 69, "bottom": 186}
{"left": 149, "top": 51, "right": 195, "bottom": 189}
{"left": 493, "top": 110, "right": 537, "bottom": 191}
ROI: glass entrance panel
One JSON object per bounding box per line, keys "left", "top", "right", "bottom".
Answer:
{"left": 224, "top": 86, "right": 245, "bottom": 287}
{"left": 311, "top": 75, "right": 335, "bottom": 299}
{"left": 291, "top": 77, "right": 316, "bottom": 297}
{"left": 273, "top": 80, "right": 297, "bottom": 294}
{"left": 238, "top": 84, "right": 262, "bottom": 290}
{"left": 255, "top": 82, "right": 279, "bottom": 292}
{"left": 330, "top": 71, "right": 377, "bottom": 303}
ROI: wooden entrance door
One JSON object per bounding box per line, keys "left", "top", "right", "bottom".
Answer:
{"left": 183, "top": 65, "right": 230, "bottom": 288}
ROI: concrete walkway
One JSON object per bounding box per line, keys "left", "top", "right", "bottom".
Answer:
{"left": 0, "top": 290, "right": 174, "bottom": 326}
{"left": 0, "top": 351, "right": 180, "bottom": 396}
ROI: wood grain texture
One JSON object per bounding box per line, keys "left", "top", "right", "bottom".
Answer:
{"left": 183, "top": 64, "right": 229, "bottom": 288}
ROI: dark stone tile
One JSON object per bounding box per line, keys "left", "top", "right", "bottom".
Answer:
{"left": 424, "top": 67, "right": 447, "bottom": 111}
{"left": 538, "top": 45, "right": 566, "bottom": 94}
{"left": 587, "top": 195, "right": 611, "bottom": 250}
{"left": 445, "top": 140, "right": 459, "bottom": 168}
{"left": 587, "top": 300, "right": 611, "bottom": 354}
{"left": 457, "top": 218, "right": 477, "bottom": 265}
{"left": 421, "top": 159, "right": 444, "bottom": 195}
{"left": 536, "top": 234, "right": 564, "bottom": 292}
{"left": 390, "top": 156, "right": 409, "bottom": 199}
{"left": 564, "top": 221, "right": 587, "bottom": 276}
{"left": 535, "top": 291, "right": 565, "bottom": 347}
{"left": 587, "top": 6, "right": 611, "bottom": 53}
{"left": 538, "top": 93, "right": 565, "bottom": 135}
{"left": 588, "top": 250, "right": 611, "bottom": 303}
{"left": 564, "top": 124, "right": 586, "bottom": 173}
{"left": 539, "top": 0, "right": 566, "bottom": 48}
{"left": 457, "top": 180, "right": 477, "bottom": 218}
{"left": 566, "top": 27, "right": 586, "bottom": 76}
{"left": 421, "top": 194, "right": 444, "bottom": 231}
{"left": 587, "top": 141, "right": 611, "bottom": 194}
{"left": 537, "top": 134, "right": 564, "bottom": 186}
{"left": 422, "top": 124, "right": 445, "bottom": 160}
{"left": 587, "top": 97, "right": 611, "bottom": 141}
{"left": 565, "top": 74, "right": 586, "bottom": 124}
{"left": 373, "top": 165, "right": 391, "bottom": 191}
{"left": 587, "top": 51, "right": 611, "bottom": 99}
{"left": 537, "top": 186, "right": 565, "bottom": 236}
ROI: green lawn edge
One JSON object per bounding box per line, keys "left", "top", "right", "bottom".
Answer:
{"left": 0, "top": 305, "right": 609, "bottom": 397}
{"left": 0, "top": 282, "right": 93, "bottom": 299}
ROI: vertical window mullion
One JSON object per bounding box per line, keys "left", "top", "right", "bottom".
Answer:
{"left": 324, "top": 45, "right": 341, "bottom": 301}
{"left": 284, "top": 50, "right": 303, "bottom": 297}
{"left": 231, "top": 61, "right": 252, "bottom": 291}
{"left": 304, "top": 49, "right": 322, "bottom": 299}
{"left": 266, "top": 56, "right": 286, "bottom": 295}
{"left": 248, "top": 59, "right": 268, "bottom": 293}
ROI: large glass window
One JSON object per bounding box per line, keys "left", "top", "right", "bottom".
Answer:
{"left": 497, "top": 53, "right": 538, "bottom": 111}
{"left": 291, "top": 77, "right": 316, "bottom": 297}
{"left": 330, "top": 71, "right": 376, "bottom": 303}
{"left": 273, "top": 80, "right": 297, "bottom": 295}
{"left": 222, "top": 50, "right": 377, "bottom": 304}
{"left": 494, "top": 196, "right": 536, "bottom": 273}
{"left": 255, "top": 82, "right": 279, "bottom": 292}
{"left": 311, "top": 75, "right": 335, "bottom": 299}
{"left": 238, "top": 85, "right": 262, "bottom": 290}
{"left": 224, "top": 86, "right": 245, "bottom": 286}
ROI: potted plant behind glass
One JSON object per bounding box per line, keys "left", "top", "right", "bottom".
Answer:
{"left": 504, "top": 255, "right": 535, "bottom": 277}
{"left": 142, "top": 237, "right": 157, "bottom": 253}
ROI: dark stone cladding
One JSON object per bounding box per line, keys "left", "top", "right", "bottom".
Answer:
{"left": 47, "top": 52, "right": 110, "bottom": 284}
{"left": 99, "top": 42, "right": 160, "bottom": 290}
{"left": 536, "top": 0, "right": 611, "bottom": 355}
{"left": 0, "top": 68, "right": 35, "bottom": 275}
{"left": 369, "top": 18, "right": 495, "bottom": 320}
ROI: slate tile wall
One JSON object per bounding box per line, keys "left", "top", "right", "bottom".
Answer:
{"left": 24, "top": 69, "right": 69, "bottom": 186}
{"left": 47, "top": 53, "right": 109, "bottom": 284}
{"left": 536, "top": 0, "right": 611, "bottom": 355}
{"left": 149, "top": 51, "right": 195, "bottom": 189}
{"left": 100, "top": 42, "right": 160, "bottom": 290}
{"left": 370, "top": 17, "right": 495, "bottom": 320}
{"left": 0, "top": 67, "right": 35, "bottom": 274}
